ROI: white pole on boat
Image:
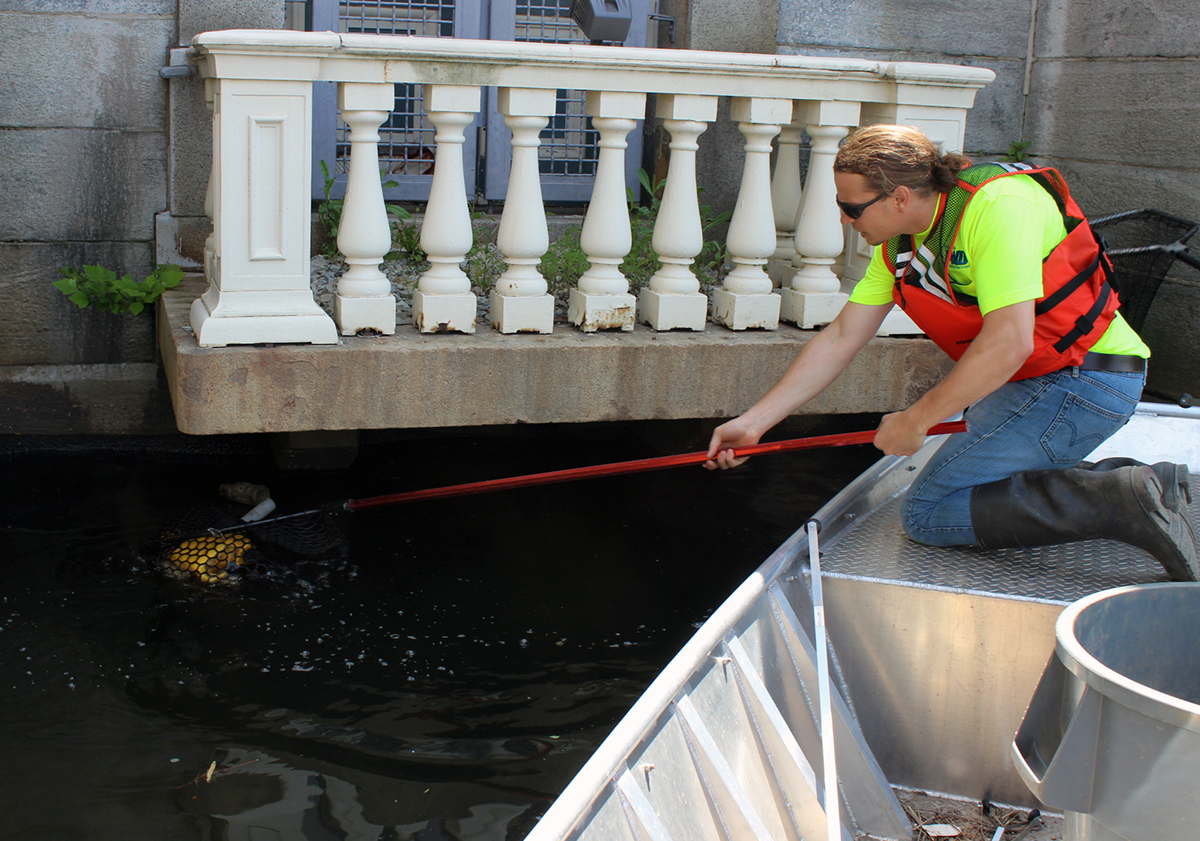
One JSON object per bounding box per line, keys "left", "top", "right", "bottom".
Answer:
{"left": 807, "top": 518, "right": 841, "bottom": 841}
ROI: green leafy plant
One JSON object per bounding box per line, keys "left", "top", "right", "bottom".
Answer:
{"left": 463, "top": 243, "right": 506, "bottom": 293}
{"left": 54, "top": 264, "right": 183, "bottom": 315}
{"left": 316, "top": 159, "right": 344, "bottom": 258}
{"left": 620, "top": 167, "right": 665, "bottom": 287}
{"left": 1003, "top": 140, "right": 1031, "bottom": 163}
{"left": 528, "top": 168, "right": 733, "bottom": 294}
{"left": 695, "top": 191, "right": 732, "bottom": 283}
{"left": 317, "top": 159, "right": 416, "bottom": 261}
{"left": 538, "top": 226, "right": 592, "bottom": 297}
{"left": 618, "top": 168, "right": 731, "bottom": 289}
{"left": 390, "top": 217, "right": 426, "bottom": 263}
{"left": 452, "top": 212, "right": 502, "bottom": 293}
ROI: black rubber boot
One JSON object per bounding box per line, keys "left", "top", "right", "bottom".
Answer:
{"left": 970, "top": 464, "right": 1200, "bottom": 582}
{"left": 1079, "top": 458, "right": 1192, "bottom": 514}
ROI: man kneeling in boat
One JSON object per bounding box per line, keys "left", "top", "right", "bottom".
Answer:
{"left": 706, "top": 124, "right": 1198, "bottom": 581}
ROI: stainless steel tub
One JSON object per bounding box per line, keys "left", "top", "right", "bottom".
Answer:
{"left": 1013, "top": 583, "right": 1200, "bottom": 841}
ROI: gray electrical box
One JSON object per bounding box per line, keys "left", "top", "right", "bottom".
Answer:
{"left": 570, "top": 0, "right": 632, "bottom": 43}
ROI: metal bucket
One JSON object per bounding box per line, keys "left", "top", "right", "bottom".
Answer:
{"left": 1013, "top": 583, "right": 1200, "bottom": 841}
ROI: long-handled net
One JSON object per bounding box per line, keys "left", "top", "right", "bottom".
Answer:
{"left": 152, "top": 421, "right": 968, "bottom": 584}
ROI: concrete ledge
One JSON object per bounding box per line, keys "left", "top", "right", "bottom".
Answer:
{"left": 159, "top": 278, "right": 954, "bottom": 435}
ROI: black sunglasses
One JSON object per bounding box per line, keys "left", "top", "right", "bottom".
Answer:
{"left": 836, "top": 192, "right": 889, "bottom": 220}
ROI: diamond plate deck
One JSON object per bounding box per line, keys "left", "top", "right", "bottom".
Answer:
{"left": 820, "top": 490, "right": 1199, "bottom": 606}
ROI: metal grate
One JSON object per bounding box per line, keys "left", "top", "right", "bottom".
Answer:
{"left": 340, "top": 0, "right": 455, "bottom": 35}
{"left": 820, "top": 492, "right": 1181, "bottom": 604}
{"left": 334, "top": 2, "right": 454, "bottom": 177}
{"left": 515, "top": 0, "right": 599, "bottom": 177}
{"left": 515, "top": 0, "right": 583, "bottom": 41}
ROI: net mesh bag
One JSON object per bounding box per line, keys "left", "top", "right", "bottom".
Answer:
{"left": 152, "top": 506, "right": 343, "bottom": 584}
{"left": 1090, "top": 209, "right": 1199, "bottom": 333}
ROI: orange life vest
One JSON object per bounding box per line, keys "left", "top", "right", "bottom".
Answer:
{"left": 883, "top": 162, "right": 1119, "bottom": 381}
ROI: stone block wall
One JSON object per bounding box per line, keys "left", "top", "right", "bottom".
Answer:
{"left": 0, "top": 0, "right": 283, "bottom": 434}
{"left": 1026, "top": 0, "right": 1199, "bottom": 221}
{"left": 770, "top": 0, "right": 1199, "bottom": 224}
{"left": 0, "top": 3, "right": 174, "bottom": 371}
{"left": 1023, "top": 0, "right": 1200, "bottom": 401}
{"left": 774, "top": 0, "right": 1028, "bottom": 158}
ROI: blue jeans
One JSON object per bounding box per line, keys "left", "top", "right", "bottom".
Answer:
{"left": 902, "top": 367, "right": 1146, "bottom": 546}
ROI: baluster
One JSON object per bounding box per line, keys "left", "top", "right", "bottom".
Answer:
{"left": 768, "top": 117, "right": 804, "bottom": 287}
{"left": 413, "top": 84, "right": 482, "bottom": 334}
{"left": 638, "top": 94, "right": 717, "bottom": 332}
{"left": 334, "top": 82, "right": 397, "bottom": 336}
{"left": 490, "top": 88, "right": 556, "bottom": 334}
{"left": 568, "top": 90, "right": 646, "bottom": 333}
{"left": 780, "top": 101, "right": 860, "bottom": 329}
{"left": 712, "top": 97, "right": 790, "bottom": 331}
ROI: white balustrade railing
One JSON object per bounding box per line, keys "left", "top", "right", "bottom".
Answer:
{"left": 335, "top": 82, "right": 396, "bottom": 335}
{"left": 187, "top": 30, "right": 993, "bottom": 346}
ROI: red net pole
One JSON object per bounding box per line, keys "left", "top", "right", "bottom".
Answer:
{"left": 345, "top": 420, "right": 968, "bottom": 511}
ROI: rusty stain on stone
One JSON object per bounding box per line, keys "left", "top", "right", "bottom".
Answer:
{"left": 579, "top": 306, "right": 636, "bottom": 333}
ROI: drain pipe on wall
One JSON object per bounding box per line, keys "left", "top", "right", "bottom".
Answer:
{"left": 1023, "top": 0, "right": 1039, "bottom": 97}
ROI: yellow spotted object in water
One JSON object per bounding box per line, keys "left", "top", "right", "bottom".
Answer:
{"left": 164, "top": 532, "right": 252, "bottom": 582}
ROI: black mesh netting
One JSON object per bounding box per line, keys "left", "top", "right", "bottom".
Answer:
{"left": 1091, "top": 209, "right": 1198, "bottom": 333}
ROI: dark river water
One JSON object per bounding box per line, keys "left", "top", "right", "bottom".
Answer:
{"left": 0, "top": 418, "right": 880, "bottom": 841}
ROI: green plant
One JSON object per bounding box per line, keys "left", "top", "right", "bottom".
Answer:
{"left": 317, "top": 160, "right": 414, "bottom": 261}
{"left": 695, "top": 192, "right": 732, "bottom": 283}
{"left": 538, "top": 226, "right": 591, "bottom": 296}
{"left": 618, "top": 168, "right": 730, "bottom": 289}
{"left": 54, "top": 264, "right": 183, "bottom": 315}
{"left": 463, "top": 241, "right": 506, "bottom": 293}
{"left": 389, "top": 217, "right": 426, "bottom": 263}
{"left": 620, "top": 168, "right": 664, "bottom": 288}
{"left": 316, "top": 159, "right": 344, "bottom": 258}
{"left": 1003, "top": 140, "right": 1031, "bottom": 163}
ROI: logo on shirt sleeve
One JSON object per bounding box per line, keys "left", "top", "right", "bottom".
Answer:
{"left": 950, "top": 250, "right": 970, "bottom": 268}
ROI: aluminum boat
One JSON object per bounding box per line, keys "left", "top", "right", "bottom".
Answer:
{"left": 523, "top": 401, "right": 1200, "bottom": 841}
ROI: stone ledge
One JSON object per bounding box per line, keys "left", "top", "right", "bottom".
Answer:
{"left": 159, "top": 278, "right": 954, "bottom": 435}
